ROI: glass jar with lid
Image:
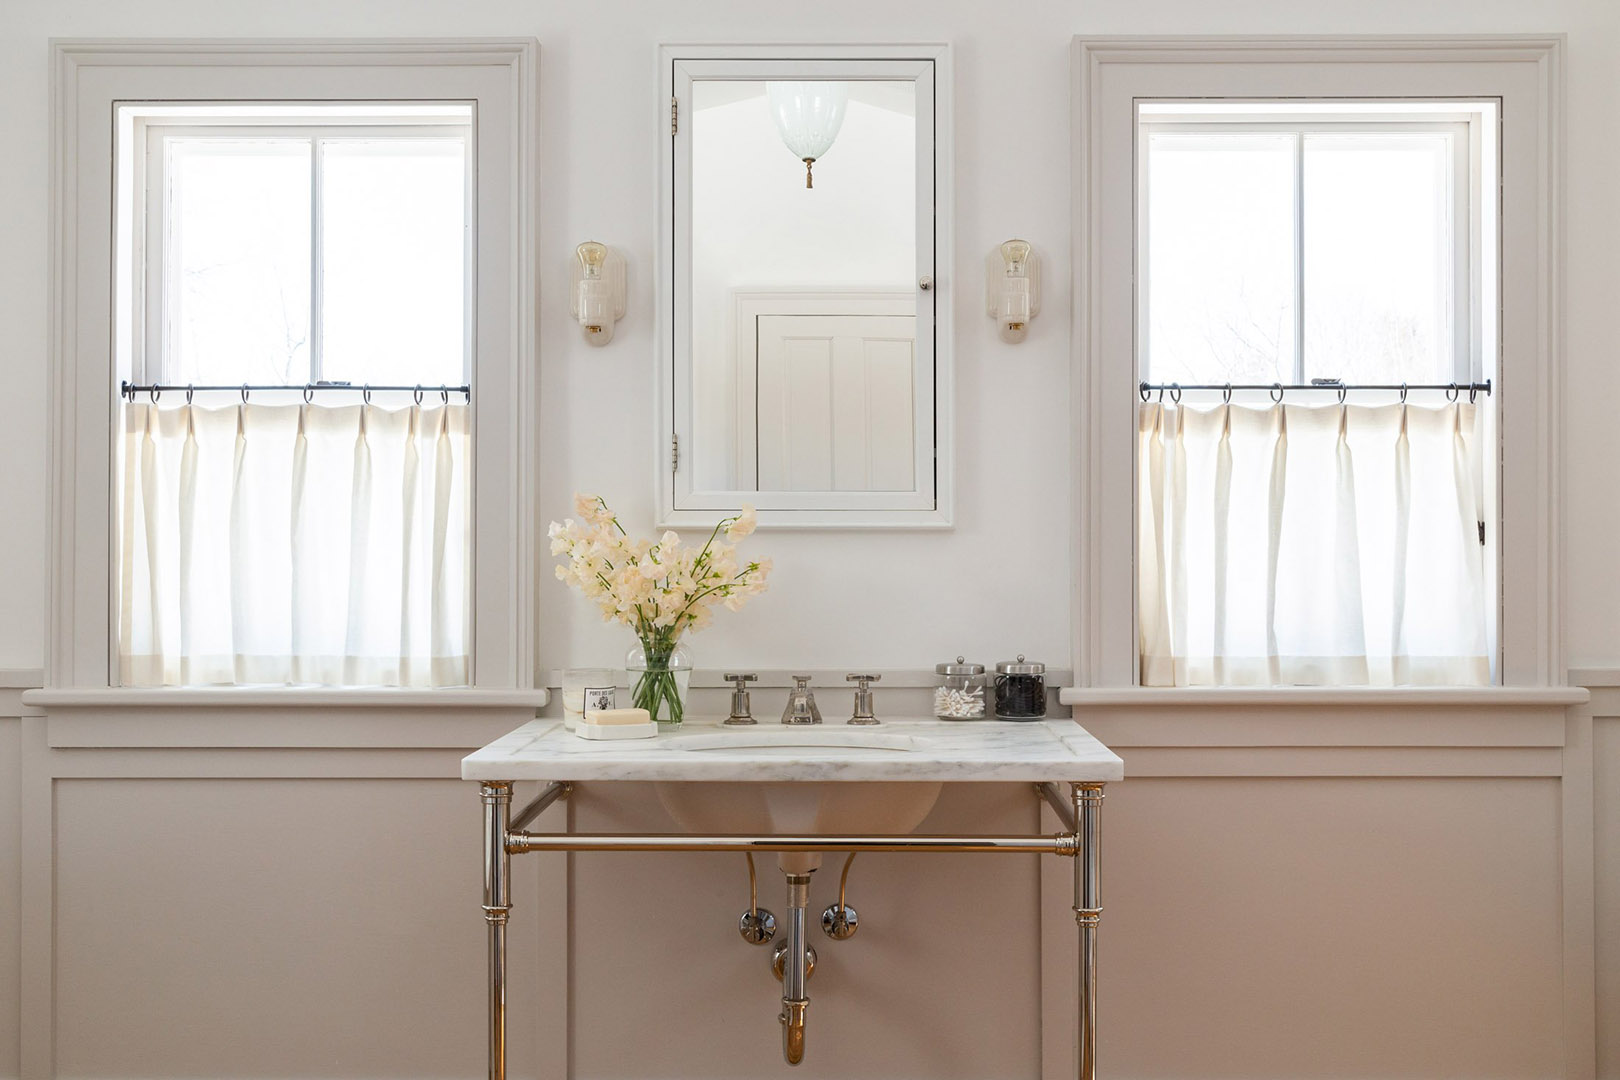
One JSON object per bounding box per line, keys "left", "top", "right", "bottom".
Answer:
{"left": 993, "top": 655, "right": 1047, "bottom": 720}
{"left": 933, "top": 656, "right": 987, "bottom": 720}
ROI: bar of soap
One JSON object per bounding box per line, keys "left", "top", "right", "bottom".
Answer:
{"left": 584, "top": 707, "right": 651, "bottom": 727}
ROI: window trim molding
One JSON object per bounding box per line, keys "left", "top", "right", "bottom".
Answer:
{"left": 47, "top": 38, "right": 541, "bottom": 691}
{"left": 1069, "top": 34, "right": 1566, "bottom": 688}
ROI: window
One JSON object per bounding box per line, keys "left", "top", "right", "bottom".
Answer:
{"left": 1140, "top": 106, "right": 1480, "bottom": 389}
{"left": 115, "top": 105, "right": 475, "bottom": 687}
{"left": 1133, "top": 103, "right": 1496, "bottom": 687}
{"left": 1134, "top": 99, "right": 1483, "bottom": 683}
{"left": 1072, "top": 37, "right": 1564, "bottom": 690}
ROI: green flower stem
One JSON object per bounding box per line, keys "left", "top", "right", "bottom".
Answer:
{"left": 631, "top": 632, "right": 686, "bottom": 725}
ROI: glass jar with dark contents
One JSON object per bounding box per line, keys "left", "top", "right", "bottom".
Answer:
{"left": 993, "top": 655, "right": 1046, "bottom": 720}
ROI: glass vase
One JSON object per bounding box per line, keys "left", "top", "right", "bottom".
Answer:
{"left": 626, "top": 638, "right": 692, "bottom": 726}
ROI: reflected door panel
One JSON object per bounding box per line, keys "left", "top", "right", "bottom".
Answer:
{"left": 754, "top": 314, "right": 916, "bottom": 492}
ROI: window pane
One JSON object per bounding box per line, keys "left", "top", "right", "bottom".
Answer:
{"left": 166, "top": 139, "right": 312, "bottom": 384}
{"left": 319, "top": 138, "right": 467, "bottom": 386}
{"left": 1145, "top": 133, "right": 1296, "bottom": 384}
{"left": 1303, "top": 133, "right": 1454, "bottom": 383}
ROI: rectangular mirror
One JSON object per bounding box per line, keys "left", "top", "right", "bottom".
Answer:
{"left": 658, "top": 46, "right": 952, "bottom": 528}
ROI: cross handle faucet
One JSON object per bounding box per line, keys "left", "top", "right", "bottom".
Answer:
{"left": 846, "top": 673, "right": 881, "bottom": 725}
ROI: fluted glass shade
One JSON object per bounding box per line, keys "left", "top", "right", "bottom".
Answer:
{"left": 767, "top": 82, "right": 848, "bottom": 187}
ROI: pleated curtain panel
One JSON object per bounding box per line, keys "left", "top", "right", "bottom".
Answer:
{"left": 118, "top": 401, "right": 471, "bottom": 687}
{"left": 1137, "top": 400, "right": 1491, "bottom": 687}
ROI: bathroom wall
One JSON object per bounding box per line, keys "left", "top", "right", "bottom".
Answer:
{"left": 0, "top": 1, "right": 1617, "bottom": 1079}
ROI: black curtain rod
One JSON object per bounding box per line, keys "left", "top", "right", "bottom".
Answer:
{"left": 1139, "top": 378, "right": 1491, "bottom": 403}
{"left": 121, "top": 381, "right": 471, "bottom": 404}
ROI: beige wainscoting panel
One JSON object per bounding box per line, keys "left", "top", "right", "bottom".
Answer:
{"left": 568, "top": 780, "right": 1044, "bottom": 1079}
{"left": 50, "top": 777, "right": 557, "bottom": 1079}
{"left": 1046, "top": 775, "right": 1566, "bottom": 1080}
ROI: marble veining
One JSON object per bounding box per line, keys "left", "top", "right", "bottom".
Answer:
{"left": 462, "top": 717, "right": 1124, "bottom": 782}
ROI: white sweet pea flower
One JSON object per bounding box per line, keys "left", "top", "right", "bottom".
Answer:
{"left": 725, "top": 504, "right": 757, "bottom": 539}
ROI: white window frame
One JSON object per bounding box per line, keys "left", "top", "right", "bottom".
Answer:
{"left": 133, "top": 115, "right": 475, "bottom": 388}
{"left": 1069, "top": 36, "right": 1565, "bottom": 690}
{"left": 48, "top": 39, "right": 540, "bottom": 692}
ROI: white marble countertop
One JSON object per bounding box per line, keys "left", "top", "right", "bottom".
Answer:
{"left": 461, "top": 717, "right": 1124, "bottom": 783}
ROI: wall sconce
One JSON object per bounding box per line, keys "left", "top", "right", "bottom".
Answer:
{"left": 569, "top": 241, "right": 626, "bottom": 345}
{"left": 986, "top": 239, "right": 1041, "bottom": 343}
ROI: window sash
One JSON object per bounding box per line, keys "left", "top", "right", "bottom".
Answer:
{"left": 1135, "top": 116, "right": 1476, "bottom": 388}
{"left": 136, "top": 121, "right": 474, "bottom": 389}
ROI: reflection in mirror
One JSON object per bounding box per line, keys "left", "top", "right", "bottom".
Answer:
{"left": 689, "top": 79, "right": 920, "bottom": 495}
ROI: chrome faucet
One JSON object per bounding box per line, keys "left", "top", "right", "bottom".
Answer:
{"left": 781, "top": 675, "right": 823, "bottom": 724}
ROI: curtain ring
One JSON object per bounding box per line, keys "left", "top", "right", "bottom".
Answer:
{"left": 1446, "top": 383, "right": 1459, "bottom": 403}
{"left": 413, "top": 385, "right": 424, "bottom": 407}
{"left": 148, "top": 386, "right": 160, "bottom": 404}
{"left": 303, "top": 384, "right": 314, "bottom": 404}
{"left": 1139, "top": 382, "right": 1151, "bottom": 403}
{"left": 1157, "top": 386, "right": 1165, "bottom": 404}
{"left": 1400, "top": 382, "right": 1408, "bottom": 404}
{"left": 185, "top": 386, "right": 194, "bottom": 405}
{"left": 1222, "top": 384, "right": 1232, "bottom": 405}
{"left": 1470, "top": 383, "right": 1480, "bottom": 404}
{"left": 441, "top": 385, "right": 450, "bottom": 405}
{"left": 1270, "top": 383, "right": 1284, "bottom": 404}
{"left": 240, "top": 383, "right": 250, "bottom": 404}
{"left": 363, "top": 385, "right": 373, "bottom": 405}
{"left": 1169, "top": 383, "right": 1182, "bottom": 404}
{"left": 1338, "top": 384, "right": 1348, "bottom": 405}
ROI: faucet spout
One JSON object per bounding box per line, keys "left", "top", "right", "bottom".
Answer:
{"left": 780, "top": 675, "right": 823, "bottom": 724}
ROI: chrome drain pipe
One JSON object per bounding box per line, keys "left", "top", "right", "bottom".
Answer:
{"left": 779, "top": 872, "right": 813, "bottom": 1065}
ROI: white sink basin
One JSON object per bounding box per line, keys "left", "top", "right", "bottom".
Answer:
{"left": 655, "top": 762, "right": 942, "bottom": 874}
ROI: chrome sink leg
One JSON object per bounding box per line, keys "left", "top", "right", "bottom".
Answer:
{"left": 779, "top": 871, "right": 813, "bottom": 1065}
{"left": 480, "top": 781, "right": 513, "bottom": 1080}
{"left": 1073, "top": 782, "right": 1104, "bottom": 1080}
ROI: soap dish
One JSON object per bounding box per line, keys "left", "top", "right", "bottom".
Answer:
{"left": 574, "top": 720, "right": 659, "bottom": 741}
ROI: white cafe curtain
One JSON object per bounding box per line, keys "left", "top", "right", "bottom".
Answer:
{"left": 1137, "top": 400, "right": 1490, "bottom": 687}
{"left": 118, "top": 401, "right": 471, "bottom": 687}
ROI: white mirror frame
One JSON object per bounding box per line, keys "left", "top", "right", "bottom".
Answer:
{"left": 656, "top": 43, "right": 953, "bottom": 529}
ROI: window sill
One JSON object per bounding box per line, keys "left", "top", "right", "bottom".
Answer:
{"left": 22, "top": 686, "right": 549, "bottom": 710}
{"left": 1058, "top": 685, "right": 1588, "bottom": 708}
{"left": 21, "top": 686, "right": 550, "bottom": 749}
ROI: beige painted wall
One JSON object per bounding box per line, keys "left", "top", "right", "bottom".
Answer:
{"left": 0, "top": 0, "right": 1616, "bottom": 1078}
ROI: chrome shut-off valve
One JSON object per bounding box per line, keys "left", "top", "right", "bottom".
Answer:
{"left": 739, "top": 907, "right": 777, "bottom": 945}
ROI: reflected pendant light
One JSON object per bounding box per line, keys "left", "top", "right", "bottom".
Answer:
{"left": 767, "top": 82, "right": 848, "bottom": 189}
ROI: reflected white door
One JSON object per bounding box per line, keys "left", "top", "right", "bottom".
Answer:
{"left": 754, "top": 314, "right": 916, "bottom": 491}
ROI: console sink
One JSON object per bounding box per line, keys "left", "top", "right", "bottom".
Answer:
{"left": 464, "top": 716, "right": 1121, "bottom": 871}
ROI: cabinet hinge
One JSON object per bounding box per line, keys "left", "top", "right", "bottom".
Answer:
{"left": 672, "top": 432, "right": 680, "bottom": 472}
{"left": 671, "top": 95, "right": 678, "bottom": 135}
